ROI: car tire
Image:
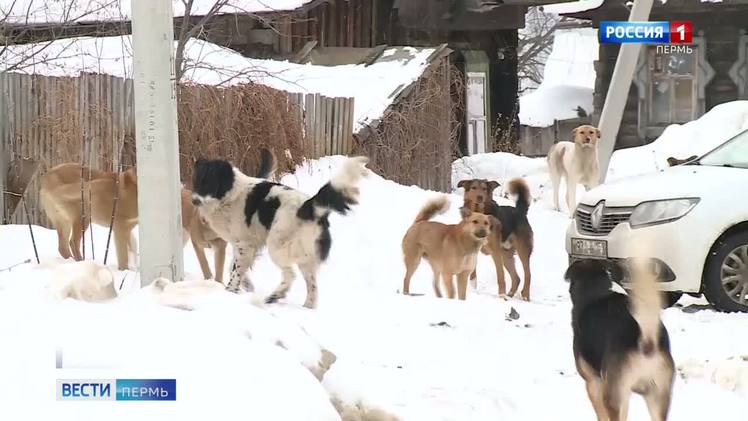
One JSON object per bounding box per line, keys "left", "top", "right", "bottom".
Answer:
{"left": 663, "top": 292, "right": 683, "bottom": 308}
{"left": 703, "top": 230, "right": 748, "bottom": 313}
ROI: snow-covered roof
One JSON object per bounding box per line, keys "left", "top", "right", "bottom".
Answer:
{"left": 0, "top": 0, "right": 312, "bottom": 25}
{"left": 0, "top": 35, "right": 438, "bottom": 133}
{"left": 519, "top": 27, "right": 598, "bottom": 127}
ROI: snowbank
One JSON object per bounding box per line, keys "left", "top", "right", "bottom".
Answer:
{"left": 607, "top": 101, "right": 748, "bottom": 180}
{"left": 0, "top": 0, "right": 311, "bottom": 24}
{"left": 2, "top": 35, "right": 435, "bottom": 132}
{"left": 0, "top": 229, "right": 340, "bottom": 421}
{"left": 519, "top": 28, "right": 598, "bottom": 127}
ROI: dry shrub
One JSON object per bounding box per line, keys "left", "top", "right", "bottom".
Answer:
{"left": 353, "top": 59, "right": 461, "bottom": 192}
{"left": 177, "top": 83, "right": 309, "bottom": 184}
{"left": 4, "top": 73, "right": 309, "bottom": 225}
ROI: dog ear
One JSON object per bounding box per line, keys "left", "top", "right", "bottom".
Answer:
{"left": 595, "top": 128, "right": 601, "bottom": 138}
{"left": 571, "top": 127, "right": 579, "bottom": 138}
{"left": 487, "top": 180, "right": 500, "bottom": 192}
{"left": 457, "top": 180, "right": 470, "bottom": 189}
{"left": 459, "top": 206, "right": 472, "bottom": 220}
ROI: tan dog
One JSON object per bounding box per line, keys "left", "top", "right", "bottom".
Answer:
{"left": 666, "top": 155, "right": 697, "bottom": 167}
{"left": 459, "top": 178, "right": 534, "bottom": 300}
{"left": 547, "top": 124, "right": 601, "bottom": 214}
{"left": 40, "top": 164, "right": 226, "bottom": 280}
{"left": 401, "top": 196, "right": 494, "bottom": 300}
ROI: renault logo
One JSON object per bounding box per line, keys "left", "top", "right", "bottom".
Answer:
{"left": 591, "top": 201, "right": 605, "bottom": 230}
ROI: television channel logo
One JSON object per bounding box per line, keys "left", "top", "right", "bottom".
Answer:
{"left": 600, "top": 21, "right": 693, "bottom": 44}
{"left": 57, "top": 379, "right": 176, "bottom": 401}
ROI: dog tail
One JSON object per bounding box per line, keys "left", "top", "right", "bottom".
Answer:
{"left": 256, "top": 148, "right": 277, "bottom": 179}
{"left": 296, "top": 156, "right": 370, "bottom": 221}
{"left": 628, "top": 257, "right": 665, "bottom": 357}
{"left": 507, "top": 178, "right": 531, "bottom": 216}
{"left": 413, "top": 195, "right": 450, "bottom": 223}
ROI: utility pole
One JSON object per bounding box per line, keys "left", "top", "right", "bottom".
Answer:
{"left": 597, "top": 0, "right": 655, "bottom": 183}
{"left": 131, "top": 0, "right": 184, "bottom": 285}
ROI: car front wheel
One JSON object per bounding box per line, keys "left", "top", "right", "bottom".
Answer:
{"left": 703, "top": 231, "right": 748, "bottom": 312}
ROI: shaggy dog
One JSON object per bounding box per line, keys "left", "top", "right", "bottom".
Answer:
{"left": 191, "top": 156, "right": 370, "bottom": 309}
{"left": 547, "top": 124, "right": 601, "bottom": 214}
{"left": 458, "top": 178, "right": 534, "bottom": 300}
{"left": 401, "top": 196, "right": 494, "bottom": 300}
{"left": 566, "top": 258, "right": 674, "bottom": 421}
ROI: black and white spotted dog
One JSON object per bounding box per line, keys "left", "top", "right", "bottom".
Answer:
{"left": 191, "top": 152, "right": 369, "bottom": 309}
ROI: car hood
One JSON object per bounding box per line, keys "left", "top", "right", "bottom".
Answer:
{"left": 580, "top": 165, "right": 748, "bottom": 207}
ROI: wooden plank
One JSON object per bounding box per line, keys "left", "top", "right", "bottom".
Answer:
{"left": 314, "top": 93, "right": 323, "bottom": 158}
{"left": 370, "top": 0, "right": 377, "bottom": 47}
{"left": 333, "top": 97, "right": 341, "bottom": 155}
{"left": 346, "top": 97, "right": 355, "bottom": 154}
{"left": 328, "top": 2, "right": 337, "bottom": 46}
{"left": 347, "top": 0, "right": 355, "bottom": 47}
{"left": 325, "top": 96, "right": 334, "bottom": 156}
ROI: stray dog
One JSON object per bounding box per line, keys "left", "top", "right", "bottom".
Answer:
{"left": 566, "top": 259, "right": 674, "bottom": 421}
{"left": 40, "top": 164, "right": 139, "bottom": 270}
{"left": 39, "top": 150, "right": 275, "bottom": 275}
{"left": 666, "top": 155, "right": 697, "bottom": 167}
{"left": 401, "top": 196, "right": 494, "bottom": 300}
{"left": 547, "top": 124, "right": 601, "bottom": 214}
{"left": 458, "top": 178, "right": 534, "bottom": 300}
{"left": 191, "top": 155, "right": 370, "bottom": 309}
{"left": 48, "top": 260, "right": 117, "bottom": 302}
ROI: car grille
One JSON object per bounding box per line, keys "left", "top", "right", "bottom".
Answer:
{"left": 575, "top": 203, "right": 634, "bottom": 235}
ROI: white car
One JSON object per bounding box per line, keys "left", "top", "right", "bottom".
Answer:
{"left": 566, "top": 128, "right": 748, "bottom": 312}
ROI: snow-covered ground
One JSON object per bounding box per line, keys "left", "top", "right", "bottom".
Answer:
{"left": 2, "top": 135, "right": 748, "bottom": 419}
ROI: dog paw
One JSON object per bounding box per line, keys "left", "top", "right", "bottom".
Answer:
{"left": 225, "top": 286, "right": 241, "bottom": 294}
{"left": 240, "top": 279, "right": 255, "bottom": 292}
{"left": 302, "top": 300, "right": 317, "bottom": 309}
{"left": 498, "top": 293, "right": 507, "bottom": 300}
{"left": 265, "top": 294, "right": 282, "bottom": 304}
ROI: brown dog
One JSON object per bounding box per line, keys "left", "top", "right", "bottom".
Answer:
{"left": 666, "top": 155, "right": 697, "bottom": 167}
{"left": 547, "top": 124, "right": 601, "bottom": 214}
{"left": 40, "top": 164, "right": 226, "bottom": 280}
{"left": 458, "top": 178, "right": 534, "bottom": 300}
{"left": 401, "top": 196, "right": 495, "bottom": 300}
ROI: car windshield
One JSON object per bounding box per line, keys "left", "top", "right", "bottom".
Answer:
{"left": 697, "top": 128, "right": 748, "bottom": 169}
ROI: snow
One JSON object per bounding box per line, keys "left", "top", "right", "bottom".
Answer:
{"left": 542, "top": 0, "right": 604, "bottom": 15}
{"left": 607, "top": 100, "right": 748, "bottom": 180}
{"left": 519, "top": 28, "right": 598, "bottom": 127}
{"left": 0, "top": 0, "right": 311, "bottom": 24}
{"left": 3, "top": 135, "right": 748, "bottom": 419}
{"left": 2, "top": 35, "right": 435, "bottom": 132}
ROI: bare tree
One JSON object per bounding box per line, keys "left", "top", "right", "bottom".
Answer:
{"left": 517, "top": 7, "right": 568, "bottom": 94}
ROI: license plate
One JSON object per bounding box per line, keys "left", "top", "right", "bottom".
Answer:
{"left": 571, "top": 238, "right": 608, "bottom": 258}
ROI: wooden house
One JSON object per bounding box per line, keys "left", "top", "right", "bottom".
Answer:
{"left": 555, "top": 0, "right": 748, "bottom": 148}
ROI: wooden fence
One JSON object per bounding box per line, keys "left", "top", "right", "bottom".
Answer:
{"left": 0, "top": 72, "right": 354, "bottom": 225}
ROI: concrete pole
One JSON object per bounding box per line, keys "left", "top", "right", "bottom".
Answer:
{"left": 131, "top": 0, "right": 184, "bottom": 285}
{"left": 597, "top": 0, "right": 655, "bottom": 183}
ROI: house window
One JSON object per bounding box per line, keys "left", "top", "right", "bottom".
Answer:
{"left": 648, "top": 47, "right": 697, "bottom": 124}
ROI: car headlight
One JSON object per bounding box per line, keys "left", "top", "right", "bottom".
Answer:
{"left": 629, "top": 198, "right": 700, "bottom": 228}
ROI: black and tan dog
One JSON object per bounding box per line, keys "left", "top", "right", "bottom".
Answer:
{"left": 566, "top": 258, "right": 674, "bottom": 421}
{"left": 458, "top": 178, "right": 534, "bottom": 300}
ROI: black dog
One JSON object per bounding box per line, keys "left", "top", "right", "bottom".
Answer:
{"left": 566, "top": 259, "right": 674, "bottom": 421}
